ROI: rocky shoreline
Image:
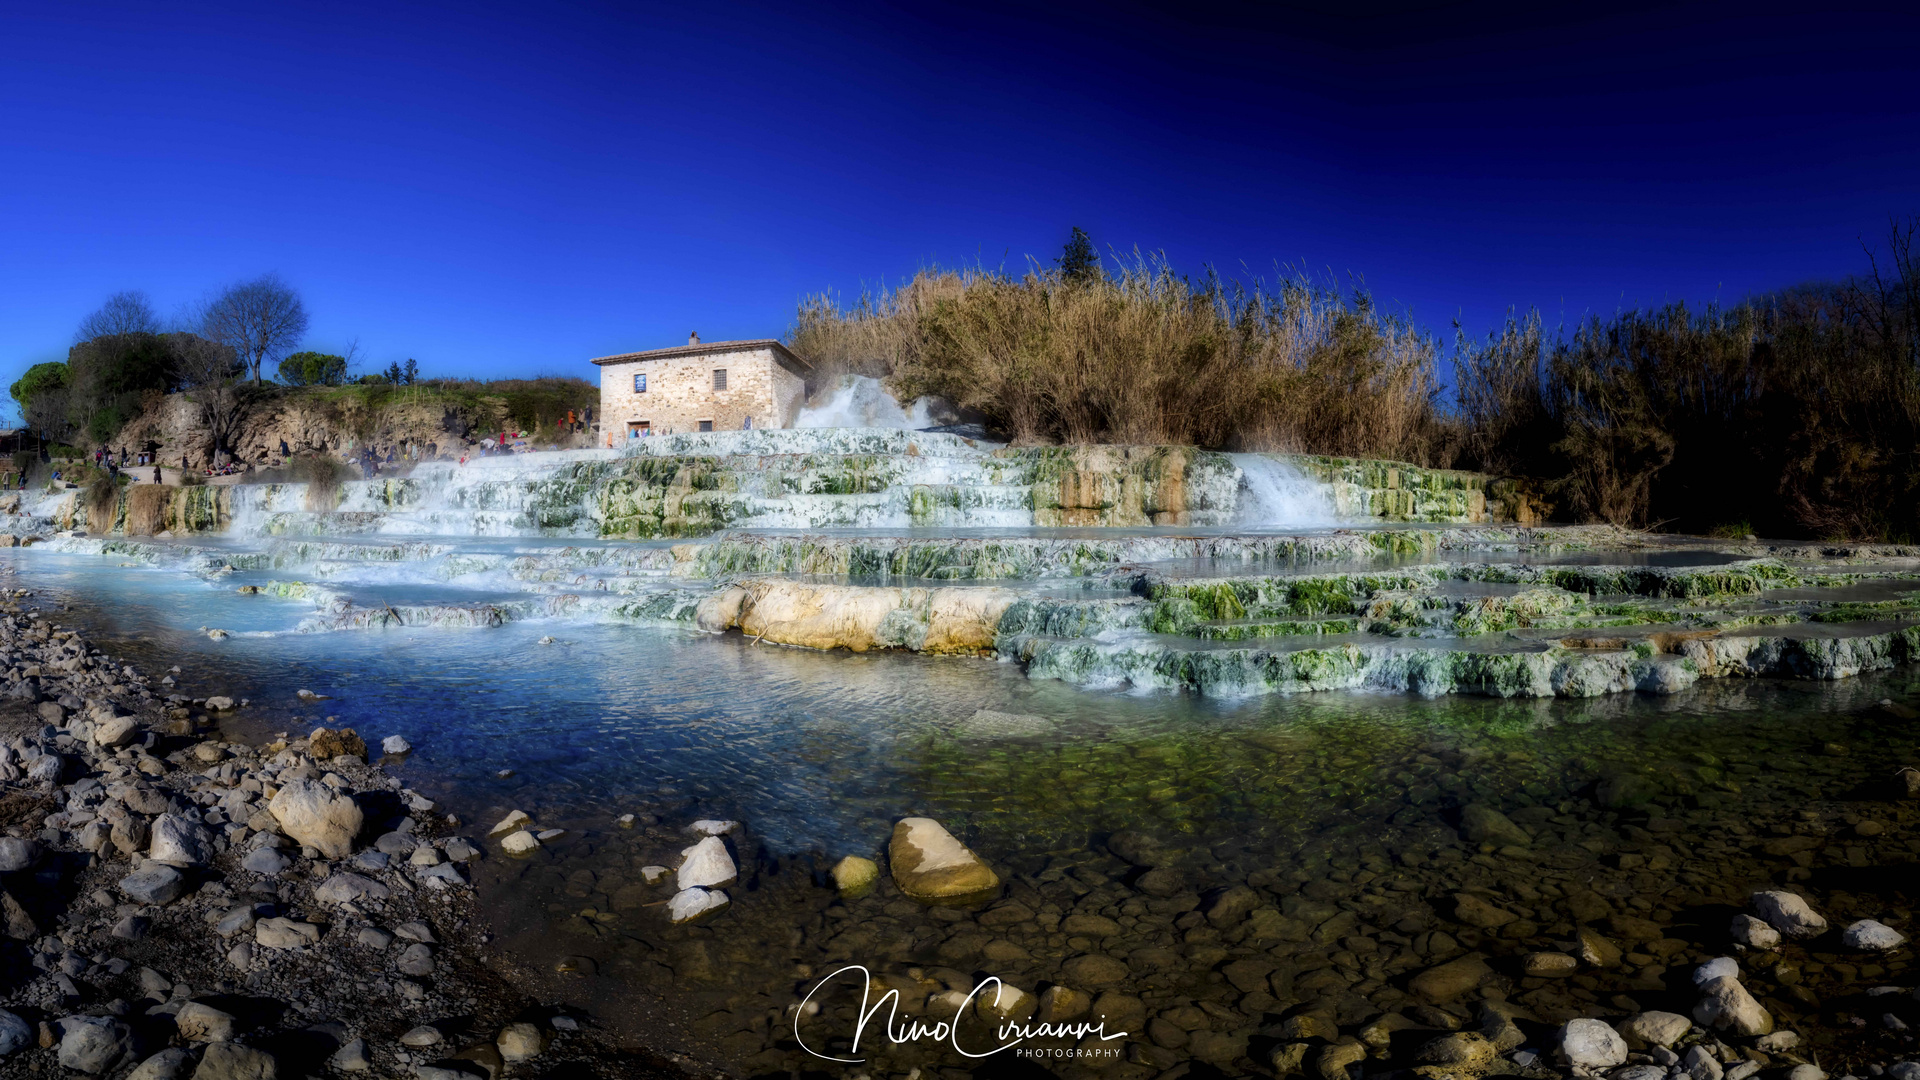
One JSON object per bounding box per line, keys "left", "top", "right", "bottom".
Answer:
{"left": 0, "top": 578, "right": 697, "bottom": 1080}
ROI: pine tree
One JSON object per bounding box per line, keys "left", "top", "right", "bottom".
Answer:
{"left": 1058, "top": 226, "right": 1100, "bottom": 284}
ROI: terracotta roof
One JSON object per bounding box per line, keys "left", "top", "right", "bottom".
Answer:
{"left": 589, "top": 338, "right": 812, "bottom": 373}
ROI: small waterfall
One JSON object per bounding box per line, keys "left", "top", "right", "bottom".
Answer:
{"left": 795, "top": 376, "right": 937, "bottom": 429}
{"left": 1229, "top": 454, "right": 1339, "bottom": 529}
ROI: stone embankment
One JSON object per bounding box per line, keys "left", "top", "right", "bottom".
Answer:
{"left": 0, "top": 588, "right": 684, "bottom": 1079}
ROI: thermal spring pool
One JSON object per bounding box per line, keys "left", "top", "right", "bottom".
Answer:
{"left": 18, "top": 436, "right": 1920, "bottom": 1077}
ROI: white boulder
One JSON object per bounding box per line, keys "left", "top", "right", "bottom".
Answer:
{"left": 678, "top": 836, "right": 737, "bottom": 890}
{"left": 1843, "top": 919, "right": 1906, "bottom": 950}
{"left": 1750, "top": 890, "right": 1827, "bottom": 938}
{"left": 1694, "top": 975, "right": 1773, "bottom": 1036}
{"left": 268, "top": 779, "right": 363, "bottom": 859}
{"left": 1729, "top": 914, "right": 1780, "bottom": 949}
{"left": 889, "top": 816, "right": 1000, "bottom": 901}
{"left": 1693, "top": 957, "right": 1739, "bottom": 986}
{"left": 147, "top": 814, "right": 213, "bottom": 867}
{"left": 1617, "top": 1010, "right": 1691, "bottom": 1048}
{"left": 1553, "top": 1018, "right": 1627, "bottom": 1067}
{"left": 666, "top": 887, "right": 729, "bottom": 923}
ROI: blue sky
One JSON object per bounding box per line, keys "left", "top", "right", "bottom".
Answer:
{"left": 3, "top": 1, "right": 1916, "bottom": 418}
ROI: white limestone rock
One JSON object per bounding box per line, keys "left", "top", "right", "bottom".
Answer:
{"left": 92, "top": 716, "right": 139, "bottom": 749}
{"left": 1553, "top": 1018, "right": 1626, "bottom": 1068}
{"left": 488, "top": 810, "right": 531, "bottom": 837}
{"left": 496, "top": 1022, "right": 548, "bottom": 1062}
{"left": 56, "top": 1016, "right": 133, "bottom": 1075}
{"left": 1751, "top": 890, "right": 1827, "bottom": 938}
{"left": 118, "top": 865, "right": 185, "bottom": 905}
{"left": 1694, "top": 975, "right": 1773, "bottom": 1036}
{"left": 1617, "top": 1010, "right": 1692, "bottom": 1048}
{"left": 147, "top": 814, "right": 213, "bottom": 867}
{"left": 1693, "top": 957, "right": 1739, "bottom": 986}
{"left": 889, "top": 816, "right": 1000, "bottom": 901}
{"left": 267, "top": 779, "right": 363, "bottom": 859}
{"left": 1730, "top": 914, "right": 1781, "bottom": 949}
{"left": 666, "top": 887, "right": 729, "bottom": 923}
{"left": 1683, "top": 1044, "right": 1724, "bottom": 1080}
{"left": 1844, "top": 919, "right": 1907, "bottom": 950}
{"left": 501, "top": 830, "right": 540, "bottom": 856}
{"left": 677, "top": 836, "right": 737, "bottom": 890}
{"left": 314, "top": 873, "right": 390, "bottom": 905}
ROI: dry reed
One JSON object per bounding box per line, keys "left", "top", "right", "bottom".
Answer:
{"left": 787, "top": 254, "right": 1448, "bottom": 461}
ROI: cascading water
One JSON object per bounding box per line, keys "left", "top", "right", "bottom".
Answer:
{"left": 794, "top": 375, "right": 938, "bottom": 428}
{"left": 1229, "top": 452, "right": 1341, "bottom": 528}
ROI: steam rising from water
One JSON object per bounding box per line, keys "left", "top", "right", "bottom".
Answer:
{"left": 795, "top": 376, "right": 936, "bottom": 429}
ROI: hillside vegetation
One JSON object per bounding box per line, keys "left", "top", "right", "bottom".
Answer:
{"left": 791, "top": 220, "right": 1918, "bottom": 540}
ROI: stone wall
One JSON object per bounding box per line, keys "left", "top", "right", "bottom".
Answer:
{"left": 598, "top": 346, "right": 805, "bottom": 442}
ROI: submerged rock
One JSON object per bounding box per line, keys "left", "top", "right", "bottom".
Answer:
{"left": 488, "top": 810, "right": 530, "bottom": 837}
{"left": 888, "top": 817, "right": 1000, "bottom": 902}
{"left": 830, "top": 855, "right": 879, "bottom": 898}
{"left": 1409, "top": 954, "right": 1491, "bottom": 1002}
{"left": 666, "top": 887, "right": 729, "bottom": 923}
{"left": 1458, "top": 803, "right": 1531, "bottom": 847}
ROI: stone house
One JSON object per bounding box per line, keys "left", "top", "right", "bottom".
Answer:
{"left": 591, "top": 334, "right": 811, "bottom": 441}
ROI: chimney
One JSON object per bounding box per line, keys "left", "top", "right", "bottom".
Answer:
{"left": 688, "top": 331, "right": 700, "bottom": 346}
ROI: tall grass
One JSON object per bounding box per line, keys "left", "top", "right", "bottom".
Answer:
{"left": 789, "top": 255, "right": 1448, "bottom": 460}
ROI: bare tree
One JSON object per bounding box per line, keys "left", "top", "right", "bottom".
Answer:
{"left": 200, "top": 274, "right": 309, "bottom": 386}
{"left": 171, "top": 333, "right": 249, "bottom": 465}
{"left": 23, "top": 386, "right": 74, "bottom": 446}
{"left": 75, "top": 291, "right": 161, "bottom": 343}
